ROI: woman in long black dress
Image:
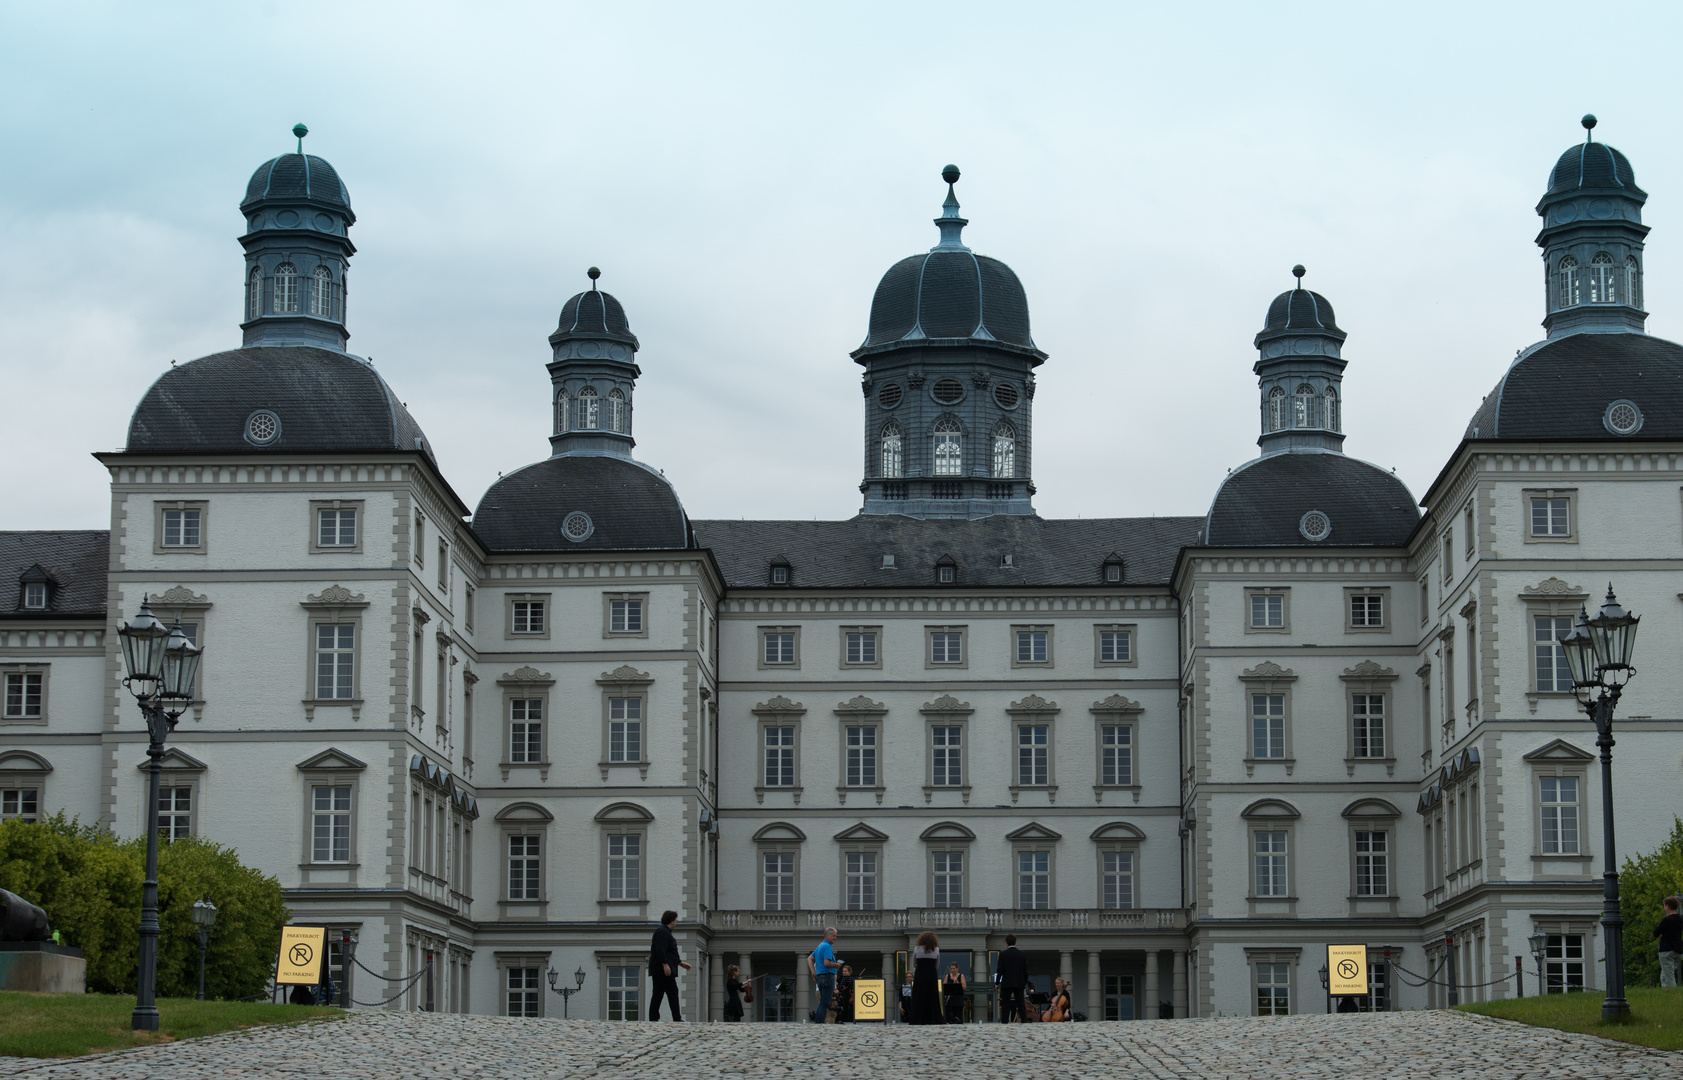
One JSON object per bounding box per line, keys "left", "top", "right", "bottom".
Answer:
{"left": 941, "top": 962, "right": 967, "bottom": 1024}
{"left": 909, "top": 930, "right": 944, "bottom": 1024}
{"left": 723, "top": 964, "right": 748, "bottom": 1021}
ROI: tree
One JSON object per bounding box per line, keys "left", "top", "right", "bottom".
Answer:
{"left": 1619, "top": 816, "right": 1683, "bottom": 988}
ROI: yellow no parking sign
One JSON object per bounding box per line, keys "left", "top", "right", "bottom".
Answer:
{"left": 854, "top": 979, "right": 886, "bottom": 1021}
{"left": 277, "top": 925, "right": 327, "bottom": 985}
{"left": 1327, "top": 944, "right": 1368, "bottom": 996}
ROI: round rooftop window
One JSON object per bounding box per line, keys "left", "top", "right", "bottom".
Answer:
{"left": 244, "top": 410, "right": 281, "bottom": 446}
{"left": 878, "top": 384, "right": 902, "bottom": 409}
{"left": 1299, "top": 510, "right": 1332, "bottom": 542}
{"left": 561, "top": 511, "right": 595, "bottom": 543}
{"left": 994, "top": 383, "right": 1019, "bottom": 409}
{"left": 1604, "top": 399, "right": 1643, "bottom": 435}
{"left": 932, "top": 379, "right": 965, "bottom": 404}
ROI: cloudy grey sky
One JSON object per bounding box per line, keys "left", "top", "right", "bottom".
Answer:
{"left": 4, "top": 2, "right": 1681, "bottom": 531}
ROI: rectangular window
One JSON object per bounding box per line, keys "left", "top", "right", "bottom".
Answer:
{"left": 510, "top": 699, "right": 542, "bottom": 763}
{"left": 763, "top": 632, "right": 795, "bottom": 665}
{"left": 161, "top": 508, "right": 202, "bottom": 548}
{"left": 932, "top": 851, "right": 963, "bottom": 908}
{"left": 1254, "top": 831, "right": 1288, "bottom": 897}
{"left": 762, "top": 851, "right": 794, "bottom": 910}
{"left": 3, "top": 672, "right": 43, "bottom": 719}
{"left": 1016, "top": 724, "right": 1049, "bottom": 786}
{"left": 1442, "top": 533, "right": 1454, "bottom": 583}
{"left": 1540, "top": 776, "right": 1580, "bottom": 854}
{"left": 464, "top": 586, "right": 475, "bottom": 632}
{"left": 1534, "top": 615, "right": 1573, "bottom": 692}
{"left": 414, "top": 513, "right": 425, "bottom": 565}
{"left": 1100, "top": 724, "right": 1132, "bottom": 786}
{"left": 1017, "top": 850, "right": 1050, "bottom": 909}
{"left": 437, "top": 540, "right": 449, "bottom": 589}
{"left": 1104, "top": 974, "right": 1136, "bottom": 1021}
{"left": 158, "top": 786, "right": 191, "bottom": 841}
{"left": 1531, "top": 497, "right": 1570, "bottom": 537}
{"left": 1350, "top": 594, "right": 1384, "bottom": 627}
{"left": 1355, "top": 831, "right": 1388, "bottom": 896}
{"left": 929, "top": 631, "right": 963, "bottom": 665}
{"left": 1352, "top": 693, "right": 1386, "bottom": 758}
{"left": 314, "top": 624, "right": 355, "bottom": 699}
{"left": 1015, "top": 630, "right": 1048, "bottom": 664}
{"left": 1256, "top": 963, "right": 1290, "bottom": 1015}
{"left": 1250, "top": 594, "right": 1284, "bottom": 628}
{"left": 1, "top": 787, "right": 40, "bottom": 821}
{"left": 1356, "top": 962, "right": 1390, "bottom": 1012}
{"left": 845, "top": 725, "right": 877, "bottom": 787}
{"left": 512, "top": 600, "right": 545, "bottom": 635}
{"left": 317, "top": 507, "right": 358, "bottom": 547}
{"left": 609, "top": 697, "right": 642, "bottom": 763}
{"left": 22, "top": 582, "right": 46, "bottom": 609}
{"left": 606, "top": 966, "right": 640, "bottom": 1020}
{"left": 931, "top": 726, "right": 962, "bottom": 786}
{"left": 1544, "top": 934, "right": 1586, "bottom": 993}
{"left": 506, "top": 967, "right": 540, "bottom": 1018}
{"left": 845, "top": 851, "right": 878, "bottom": 910}
{"left": 507, "top": 834, "right": 540, "bottom": 900}
{"left": 609, "top": 599, "right": 644, "bottom": 634}
{"left": 1251, "top": 694, "right": 1285, "bottom": 759}
{"left": 1101, "top": 850, "right": 1134, "bottom": 910}
{"left": 1098, "top": 629, "right": 1132, "bottom": 664}
{"left": 763, "top": 726, "right": 794, "bottom": 786}
{"left": 607, "top": 834, "right": 641, "bottom": 900}
{"left": 845, "top": 631, "right": 877, "bottom": 666}
{"left": 311, "top": 785, "right": 351, "bottom": 863}
{"left": 1464, "top": 503, "right": 1476, "bottom": 555}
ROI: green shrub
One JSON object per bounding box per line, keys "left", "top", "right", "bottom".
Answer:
{"left": 1620, "top": 816, "right": 1683, "bottom": 988}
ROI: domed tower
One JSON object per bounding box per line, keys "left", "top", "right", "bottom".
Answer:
{"left": 547, "top": 268, "right": 642, "bottom": 457}
{"left": 1253, "top": 266, "right": 1348, "bottom": 455}
{"left": 238, "top": 125, "right": 355, "bottom": 350}
{"left": 853, "top": 166, "right": 1045, "bottom": 519}
{"left": 1537, "top": 115, "right": 1649, "bottom": 338}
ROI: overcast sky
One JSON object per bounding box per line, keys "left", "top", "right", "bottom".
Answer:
{"left": 4, "top": 2, "right": 1681, "bottom": 531}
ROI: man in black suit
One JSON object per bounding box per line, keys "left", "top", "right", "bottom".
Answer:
{"left": 648, "top": 910, "right": 690, "bottom": 1021}
{"left": 996, "top": 934, "right": 1028, "bottom": 1023}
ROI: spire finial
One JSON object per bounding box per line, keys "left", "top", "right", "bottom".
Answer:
{"left": 932, "top": 164, "right": 969, "bottom": 251}
{"left": 1292, "top": 264, "right": 1306, "bottom": 290}
{"left": 292, "top": 123, "right": 308, "bottom": 154}
{"left": 1582, "top": 114, "right": 1597, "bottom": 143}
{"left": 587, "top": 266, "right": 600, "bottom": 291}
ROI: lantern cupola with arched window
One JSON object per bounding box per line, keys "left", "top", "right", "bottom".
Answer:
{"left": 546, "top": 267, "right": 642, "bottom": 458}
{"left": 1536, "top": 115, "right": 1649, "bottom": 338}
{"left": 1253, "top": 265, "right": 1348, "bottom": 455}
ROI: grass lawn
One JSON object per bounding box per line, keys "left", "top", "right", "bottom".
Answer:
{"left": 1459, "top": 986, "right": 1683, "bottom": 1052}
{"left": 0, "top": 991, "right": 341, "bottom": 1059}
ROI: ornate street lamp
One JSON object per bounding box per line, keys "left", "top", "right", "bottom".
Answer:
{"left": 118, "top": 598, "right": 202, "bottom": 1031}
{"left": 1316, "top": 962, "right": 1330, "bottom": 1014}
{"left": 1528, "top": 930, "right": 1550, "bottom": 995}
{"left": 1568, "top": 585, "right": 1639, "bottom": 1023}
{"left": 191, "top": 898, "right": 218, "bottom": 1000}
{"left": 546, "top": 965, "right": 587, "bottom": 1018}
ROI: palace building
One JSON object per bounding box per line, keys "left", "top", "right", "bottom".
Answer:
{"left": 3, "top": 117, "right": 1680, "bottom": 1020}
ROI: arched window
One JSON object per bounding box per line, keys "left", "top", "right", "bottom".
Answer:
{"left": 608, "top": 389, "right": 626, "bottom": 433}
{"left": 577, "top": 387, "right": 599, "bottom": 430}
{"left": 1557, "top": 256, "right": 1580, "bottom": 308}
{"left": 554, "top": 389, "right": 568, "bottom": 433}
{"left": 1589, "top": 252, "right": 1616, "bottom": 304}
{"left": 880, "top": 422, "right": 903, "bottom": 478}
{"left": 1324, "top": 387, "right": 1339, "bottom": 432}
{"left": 247, "top": 268, "right": 263, "bottom": 319}
{"left": 274, "top": 263, "right": 299, "bottom": 314}
{"left": 1293, "top": 383, "right": 1320, "bottom": 429}
{"left": 1626, "top": 256, "right": 1642, "bottom": 310}
{"left": 932, "top": 417, "right": 963, "bottom": 477}
{"left": 1268, "top": 387, "right": 1285, "bottom": 432}
{"left": 991, "top": 421, "right": 1016, "bottom": 479}
{"left": 310, "top": 266, "right": 334, "bottom": 318}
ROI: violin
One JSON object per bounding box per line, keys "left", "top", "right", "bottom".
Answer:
{"left": 742, "top": 973, "right": 773, "bottom": 1004}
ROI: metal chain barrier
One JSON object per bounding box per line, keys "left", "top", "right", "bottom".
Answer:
{"left": 1388, "top": 956, "right": 1519, "bottom": 991}
{"left": 348, "top": 961, "right": 433, "bottom": 1008}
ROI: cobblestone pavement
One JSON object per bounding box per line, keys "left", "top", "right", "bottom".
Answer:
{"left": 2, "top": 1009, "right": 1678, "bottom": 1079}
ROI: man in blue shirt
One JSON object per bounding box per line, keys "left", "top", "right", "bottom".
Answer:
{"left": 807, "top": 927, "right": 840, "bottom": 1022}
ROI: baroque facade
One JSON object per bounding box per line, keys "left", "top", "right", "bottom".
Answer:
{"left": 3, "top": 118, "right": 1681, "bottom": 1021}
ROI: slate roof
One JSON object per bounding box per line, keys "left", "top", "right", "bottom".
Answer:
{"left": 1463, "top": 332, "right": 1683, "bottom": 441}
{"left": 1204, "top": 453, "right": 1419, "bottom": 547}
{"left": 1257, "top": 288, "right": 1345, "bottom": 341}
{"left": 241, "top": 153, "right": 353, "bottom": 214}
{"left": 0, "top": 531, "right": 108, "bottom": 619}
{"left": 552, "top": 290, "right": 639, "bottom": 348}
{"left": 472, "top": 455, "right": 691, "bottom": 552}
{"left": 692, "top": 515, "right": 1202, "bottom": 588}
{"left": 126, "top": 347, "right": 435, "bottom": 462}
{"left": 1546, "top": 141, "right": 1643, "bottom": 198}
{"left": 857, "top": 251, "right": 1040, "bottom": 357}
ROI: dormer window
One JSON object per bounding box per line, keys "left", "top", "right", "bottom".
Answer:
{"left": 1103, "top": 558, "right": 1123, "bottom": 584}
{"left": 274, "top": 263, "right": 299, "bottom": 314}
{"left": 1557, "top": 256, "right": 1580, "bottom": 308}
{"left": 991, "top": 421, "right": 1016, "bottom": 479}
{"left": 1589, "top": 252, "right": 1617, "bottom": 304}
{"left": 1268, "top": 387, "right": 1285, "bottom": 432}
{"left": 770, "top": 562, "right": 791, "bottom": 586}
{"left": 608, "top": 389, "right": 626, "bottom": 433}
{"left": 935, "top": 557, "right": 957, "bottom": 584}
{"left": 1293, "top": 384, "right": 1320, "bottom": 429}
{"left": 22, "top": 583, "right": 46, "bottom": 610}
{"left": 577, "top": 387, "right": 599, "bottom": 430}
{"left": 881, "top": 422, "right": 903, "bottom": 478}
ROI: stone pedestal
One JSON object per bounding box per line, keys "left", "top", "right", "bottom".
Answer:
{"left": 0, "top": 942, "right": 86, "bottom": 993}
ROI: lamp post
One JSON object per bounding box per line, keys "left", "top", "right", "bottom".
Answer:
{"left": 1561, "top": 585, "right": 1639, "bottom": 1023}
{"left": 1317, "top": 962, "right": 1330, "bottom": 1014}
{"left": 191, "top": 898, "right": 217, "bottom": 1000}
{"left": 1529, "top": 930, "right": 1550, "bottom": 995}
{"left": 118, "top": 598, "right": 202, "bottom": 1031}
{"left": 546, "top": 965, "right": 587, "bottom": 1018}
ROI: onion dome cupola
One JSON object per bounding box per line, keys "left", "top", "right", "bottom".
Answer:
{"left": 853, "top": 166, "right": 1043, "bottom": 520}
{"left": 546, "top": 267, "right": 642, "bottom": 457}
{"left": 1253, "top": 265, "right": 1348, "bottom": 455}
{"left": 239, "top": 125, "right": 356, "bottom": 351}
{"left": 1537, "top": 115, "right": 1649, "bottom": 338}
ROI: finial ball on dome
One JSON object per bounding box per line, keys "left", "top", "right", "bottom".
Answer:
{"left": 293, "top": 123, "right": 308, "bottom": 140}
{"left": 1292, "top": 264, "right": 1306, "bottom": 279}
{"left": 1582, "top": 114, "right": 1597, "bottom": 131}
{"left": 942, "top": 164, "right": 960, "bottom": 185}
{"left": 587, "top": 267, "right": 601, "bottom": 281}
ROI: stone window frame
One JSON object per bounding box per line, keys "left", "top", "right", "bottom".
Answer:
{"left": 0, "top": 750, "right": 51, "bottom": 822}
{"left": 464, "top": 585, "right": 476, "bottom": 632}
{"left": 153, "top": 500, "right": 208, "bottom": 555}
{"left": 1010, "top": 624, "right": 1054, "bottom": 668}
{"left": 413, "top": 510, "right": 426, "bottom": 568}
{"left": 603, "top": 592, "right": 650, "bottom": 640}
{"left": 1342, "top": 798, "right": 1402, "bottom": 901}
{"left": 1006, "top": 822, "right": 1062, "bottom": 911}
{"left": 497, "top": 668, "right": 554, "bottom": 781}
{"left": 151, "top": 590, "right": 212, "bottom": 714}
{"left": 1007, "top": 696, "right": 1060, "bottom": 803}
{"left": 752, "top": 822, "right": 805, "bottom": 911}
{"left": 835, "top": 696, "right": 888, "bottom": 805}
{"left": 1239, "top": 663, "right": 1297, "bottom": 776}
{"left": 1441, "top": 531, "right": 1455, "bottom": 585}
{"left": 924, "top": 624, "right": 968, "bottom": 670}
{"left": 495, "top": 951, "right": 551, "bottom": 1018}
{"left": 1523, "top": 488, "right": 1577, "bottom": 545}
{"left": 921, "top": 697, "right": 973, "bottom": 803}
{"left": 493, "top": 801, "right": 553, "bottom": 915}
{"left": 1341, "top": 663, "right": 1399, "bottom": 775}
{"left": 597, "top": 952, "right": 648, "bottom": 1021}
{"left": 505, "top": 592, "right": 552, "bottom": 640}
{"left": 300, "top": 589, "right": 370, "bottom": 721}
{"left": 1463, "top": 501, "right": 1476, "bottom": 557}
{"left": 0, "top": 663, "right": 49, "bottom": 726}
{"left": 757, "top": 625, "right": 800, "bottom": 669}
{"left": 308, "top": 499, "right": 364, "bottom": 554}
{"left": 920, "top": 821, "right": 975, "bottom": 909}
{"left": 296, "top": 748, "right": 367, "bottom": 875}
{"left": 1241, "top": 799, "right": 1300, "bottom": 908}
{"left": 1344, "top": 587, "right": 1390, "bottom": 634}
{"left": 835, "top": 823, "right": 889, "bottom": 912}
{"left": 597, "top": 666, "right": 654, "bottom": 780}
{"left": 1518, "top": 580, "right": 1590, "bottom": 707}
{"left": 1419, "top": 578, "right": 1431, "bottom": 626}
{"left": 1090, "top": 695, "right": 1144, "bottom": 803}
{"left": 595, "top": 801, "right": 654, "bottom": 916}
{"left": 1243, "top": 587, "right": 1290, "bottom": 634}
{"left": 838, "top": 625, "right": 883, "bottom": 670}
{"left": 753, "top": 696, "right": 805, "bottom": 802}
{"left": 140, "top": 749, "right": 206, "bottom": 841}
{"left": 1523, "top": 739, "right": 1595, "bottom": 863}
{"left": 1093, "top": 623, "right": 1138, "bottom": 668}
{"left": 436, "top": 539, "right": 450, "bottom": 591}
{"left": 1244, "top": 947, "right": 1301, "bottom": 1016}
{"left": 1091, "top": 821, "right": 1145, "bottom": 911}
